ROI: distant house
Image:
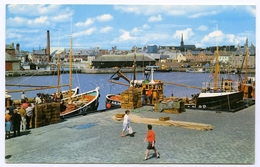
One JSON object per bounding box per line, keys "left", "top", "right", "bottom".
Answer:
{"left": 230, "top": 43, "right": 256, "bottom": 68}
{"left": 183, "top": 50, "right": 214, "bottom": 63}
{"left": 5, "top": 53, "right": 21, "bottom": 71}
{"left": 175, "top": 53, "right": 186, "bottom": 63}
{"left": 5, "top": 43, "right": 16, "bottom": 57}
{"left": 159, "top": 55, "right": 170, "bottom": 63}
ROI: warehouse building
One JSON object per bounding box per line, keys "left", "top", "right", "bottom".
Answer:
{"left": 91, "top": 53, "right": 156, "bottom": 68}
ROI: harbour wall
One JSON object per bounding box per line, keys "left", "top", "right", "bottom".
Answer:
{"left": 5, "top": 66, "right": 255, "bottom": 77}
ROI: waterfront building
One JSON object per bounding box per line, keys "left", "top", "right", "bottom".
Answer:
{"left": 230, "top": 41, "right": 256, "bottom": 69}
{"left": 5, "top": 53, "right": 21, "bottom": 71}
{"left": 147, "top": 45, "right": 158, "bottom": 53}
{"left": 92, "top": 53, "right": 156, "bottom": 68}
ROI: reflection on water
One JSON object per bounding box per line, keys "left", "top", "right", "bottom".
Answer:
{"left": 5, "top": 72, "right": 242, "bottom": 110}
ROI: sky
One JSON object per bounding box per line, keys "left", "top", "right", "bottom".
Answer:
{"left": 3, "top": 1, "right": 257, "bottom": 52}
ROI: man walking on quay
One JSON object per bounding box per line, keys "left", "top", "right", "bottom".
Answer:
{"left": 143, "top": 124, "right": 160, "bottom": 161}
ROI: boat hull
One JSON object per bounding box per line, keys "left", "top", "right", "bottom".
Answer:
{"left": 60, "top": 87, "right": 100, "bottom": 117}
{"left": 105, "top": 94, "right": 121, "bottom": 109}
{"left": 195, "top": 91, "right": 244, "bottom": 111}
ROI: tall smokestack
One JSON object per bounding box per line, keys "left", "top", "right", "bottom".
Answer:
{"left": 46, "top": 30, "right": 50, "bottom": 57}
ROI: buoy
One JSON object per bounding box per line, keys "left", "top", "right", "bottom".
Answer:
{"left": 106, "top": 103, "right": 111, "bottom": 109}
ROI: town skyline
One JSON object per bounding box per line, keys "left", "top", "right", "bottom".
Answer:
{"left": 4, "top": 2, "right": 257, "bottom": 52}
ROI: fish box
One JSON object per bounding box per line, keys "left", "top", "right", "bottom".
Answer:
{"left": 159, "top": 116, "right": 170, "bottom": 121}
{"left": 163, "top": 109, "right": 181, "bottom": 114}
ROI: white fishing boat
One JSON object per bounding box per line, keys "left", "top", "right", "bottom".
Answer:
{"left": 59, "top": 36, "right": 100, "bottom": 117}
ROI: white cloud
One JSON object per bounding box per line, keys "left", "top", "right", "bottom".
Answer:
{"left": 100, "top": 26, "right": 113, "bottom": 33}
{"left": 72, "top": 28, "right": 96, "bottom": 37}
{"left": 96, "top": 14, "right": 113, "bottom": 22}
{"left": 7, "top": 4, "right": 62, "bottom": 16}
{"left": 30, "top": 16, "right": 49, "bottom": 25}
{"left": 246, "top": 5, "right": 256, "bottom": 17}
{"left": 142, "top": 24, "right": 150, "bottom": 29}
{"left": 197, "top": 25, "right": 208, "bottom": 31}
{"left": 7, "top": 16, "right": 51, "bottom": 27}
{"left": 50, "top": 13, "right": 71, "bottom": 22}
{"left": 201, "top": 30, "right": 248, "bottom": 46}
{"left": 6, "top": 16, "right": 28, "bottom": 27}
{"left": 75, "top": 18, "right": 95, "bottom": 27}
{"left": 148, "top": 15, "right": 162, "bottom": 22}
{"left": 75, "top": 14, "right": 112, "bottom": 27}
{"left": 119, "top": 31, "right": 133, "bottom": 41}
{"left": 201, "top": 30, "right": 223, "bottom": 43}
{"left": 167, "top": 10, "right": 185, "bottom": 16}
{"left": 173, "top": 28, "right": 194, "bottom": 40}
{"left": 188, "top": 11, "right": 217, "bottom": 18}
{"left": 114, "top": 5, "right": 142, "bottom": 15}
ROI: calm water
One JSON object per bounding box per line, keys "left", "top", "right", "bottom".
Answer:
{"left": 5, "top": 71, "right": 242, "bottom": 110}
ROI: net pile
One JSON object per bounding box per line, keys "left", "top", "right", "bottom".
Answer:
{"left": 112, "top": 114, "right": 214, "bottom": 131}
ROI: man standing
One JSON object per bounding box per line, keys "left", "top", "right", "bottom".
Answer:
{"left": 19, "top": 105, "right": 27, "bottom": 131}
{"left": 9, "top": 103, "right": 16, "bottom": 117}
{"left": 21, "top": 91, "right": 26, "bottom": 103}
{"left": 5, "top": 110, "right": 11, "bottom": 139}
{"left": 12, "top": 109, "right": 21, "bottom": 137}
{"left": 147, "top": 88, "right": 152, "bottom": 104}
{"left": 143, "top": 124, "right": 160, "bottom": 160}
{"left": 26, "top": 103, "right": 34, "bottom": 130}
{"left": 35, "top": 94, "right": 42, "bottom": 104}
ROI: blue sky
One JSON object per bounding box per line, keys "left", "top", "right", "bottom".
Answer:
{"left": 4, "top": 1, "right": 257, "bottom": 52}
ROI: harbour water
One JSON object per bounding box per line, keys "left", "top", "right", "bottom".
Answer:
{"left": 5, "top": 71, "right": 245, "bottom": 110}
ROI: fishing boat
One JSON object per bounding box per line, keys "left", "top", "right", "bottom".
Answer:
{"left": 237, "top": 38, "right": 255, "bottom": 105}
{"left": 105, "top": 93, "right": 121, "bottom": 109}
{"left": 146, "top": 65, "right": 172, "bottom": 72}
{"left": 186, "top": 46, "right": 245, "bottom": 112}
{"left": 59, "top": 36, "right": 100, "bottom": 117}
{"left": 106, "top": 61, "right": 164, "bottom": 109}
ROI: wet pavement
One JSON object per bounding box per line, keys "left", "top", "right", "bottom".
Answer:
{"left": 4, "top": 105, "right": 255, "bottom": 165}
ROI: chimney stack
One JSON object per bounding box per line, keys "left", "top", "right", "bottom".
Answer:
{"left": 16, "top": 43, "right": 20, "bottom": 52}
{"left": 46, "top": 30, "right": 50, "bottom": 56}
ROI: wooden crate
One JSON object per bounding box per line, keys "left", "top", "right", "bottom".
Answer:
{"left": 159, "top": 116, "right": 170, "bottom": 121}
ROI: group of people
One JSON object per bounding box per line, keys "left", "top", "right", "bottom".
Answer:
{"left": 5, "top": 102, "right": 34, "bottom": 139}
{"left": 121, "top": 110, "right": 160, "bottom": 161}
{"left": 23, "top": 90, "right": 64, "bottom": 105}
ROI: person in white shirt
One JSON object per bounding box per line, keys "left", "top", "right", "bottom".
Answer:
{"left": 121, "top": 110, "right": 130, "bottom": 137}
{"left": 35, "top": 94, "right": 42, "bottom": 104}
{"left": 21, "top": 91, "right": 27, "bottom": 103}
{"left": 26, "top": 103, "right": 34, "bottom": 129}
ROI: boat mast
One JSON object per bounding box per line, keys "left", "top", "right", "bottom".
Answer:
{"left": 57, "top": 53, "right": 60, "bottom": 93}
{"left": 69, "top": 36, "right": 73, "bottom": 99}
{"left": 214, "top": 46, "right": 219, "bottom": 91}
{"left": 245, "top": 38, "right": 248, "bottom": 80}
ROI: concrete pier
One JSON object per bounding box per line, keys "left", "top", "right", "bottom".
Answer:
{"left": 5, "top": 105, "right": 255, "bottom": 164}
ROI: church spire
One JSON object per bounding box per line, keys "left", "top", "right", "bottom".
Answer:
{"left": 180, "top": 33, "right": 184, "bottom": 47}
